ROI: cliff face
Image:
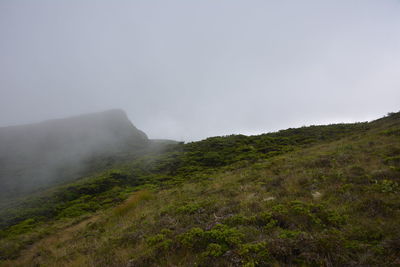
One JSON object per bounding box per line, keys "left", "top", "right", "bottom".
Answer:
{"left": 0, "top": 109, "right": 149, "bottom": 199}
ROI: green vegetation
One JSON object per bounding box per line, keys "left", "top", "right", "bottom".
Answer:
{"left": 0, "top": 111, "right": 399, "bottom": 266}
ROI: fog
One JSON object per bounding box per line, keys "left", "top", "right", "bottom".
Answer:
{"left": 1, "top": 0, "right": 400, "bottom": 141}
{"left": 0, "top": 109, "right": 150, "bottom": 200}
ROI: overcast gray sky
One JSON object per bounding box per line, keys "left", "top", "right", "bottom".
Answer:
{"left": 0, "top": 0, "right": 399, "bottom": 141}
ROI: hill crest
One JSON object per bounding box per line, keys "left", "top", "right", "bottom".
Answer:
{"left": 0, "top": 109, "right": 149, "bottom": 199}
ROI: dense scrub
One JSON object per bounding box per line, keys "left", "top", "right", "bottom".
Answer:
{"left": 0, "top": 112, "right": 399, "bottom": 266}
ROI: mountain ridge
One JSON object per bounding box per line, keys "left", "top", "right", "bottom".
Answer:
{"left": 0, "top": 109, "right": 150, "bottom": 200}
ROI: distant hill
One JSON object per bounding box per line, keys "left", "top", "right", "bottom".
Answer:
{"left": 0, "top": 109, "right": 149, "bottom": 199}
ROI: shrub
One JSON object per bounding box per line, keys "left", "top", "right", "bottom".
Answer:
{"left": 176, "top": 203, "right": 202, "bottom": 214}
{"left": 6, "top": 218, "right": 36, "bottom": 236}
{"left": 372, "top": 179, "right": 399, "bottom": 193}
{"left": 146, "top": 233, "right": 173, "bottom": 251}
{"left": 179, "top": 227, "right": 205, "bottom": 249}
{"left": 239, "top": 242, "right": 271, "bottom": 265}
{"left": 203, "top": 243, "right": 225, "bottom": 257}
{"left": 270, "top": 201, "right": 346, "bottom": 231}
{"left": 223, "top": 214, "right": 250, "bottom": 226}
{"left": 178, "top": 224, "right": 243, "bottom": 253}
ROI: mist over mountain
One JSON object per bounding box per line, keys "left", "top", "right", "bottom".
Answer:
{"left": 1, "top": 1, "right": 400, "bottom": 265}
{"left": 0, "top": 109, "right": 149, "bottom": 199}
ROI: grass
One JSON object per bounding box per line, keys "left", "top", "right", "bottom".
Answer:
{"left": 0, "top": 111, "right": 399, "bottom": 266}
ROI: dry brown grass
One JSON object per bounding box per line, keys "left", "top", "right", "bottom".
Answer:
{"left": 1, "top": 215, "right": 99, "bottom": 267}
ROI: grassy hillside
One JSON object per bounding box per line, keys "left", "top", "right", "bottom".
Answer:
{"left": 1, "top": 112, "right": 399, "bottom": 266}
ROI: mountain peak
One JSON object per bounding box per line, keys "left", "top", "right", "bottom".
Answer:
{"left": 0, "top": 110, "right": 149, "bottom": 198}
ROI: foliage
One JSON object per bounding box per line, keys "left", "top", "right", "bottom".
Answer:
{"left": 1, "top": 111, "right": 399, "bottom": 266}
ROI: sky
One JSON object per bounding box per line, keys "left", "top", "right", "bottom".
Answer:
{"left": 0, "top": 0, "right": 399, "bottom": 142}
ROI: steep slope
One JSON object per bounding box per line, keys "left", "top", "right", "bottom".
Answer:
{"left": 0, "top": 112, "right": 399, "bottom": 266}
{"left": 0, "top": 109, "right": 149, "bottom": 200}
